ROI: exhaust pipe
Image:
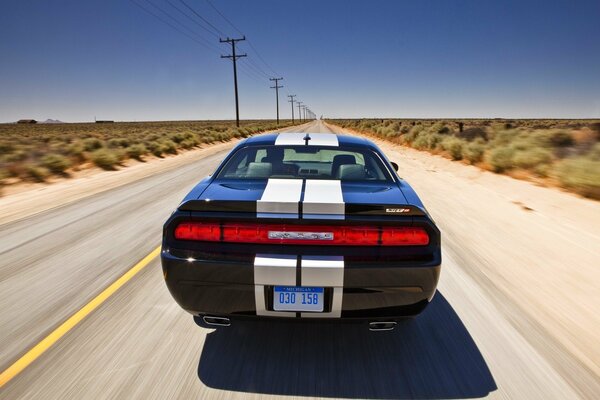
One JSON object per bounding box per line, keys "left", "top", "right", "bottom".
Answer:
{"left": 202, "top": 316, "right": 231, "bottom": 327}
{"left": 369, "top": 321, "right": 397, "bottom": 331}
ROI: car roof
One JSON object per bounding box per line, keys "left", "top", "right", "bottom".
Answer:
{"left": 242, "top": 132, "right": 376, "bottom": 149}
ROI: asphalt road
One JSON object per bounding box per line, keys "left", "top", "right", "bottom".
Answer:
{"left": 1, "top": 121, "right": 598, "bottom": 399}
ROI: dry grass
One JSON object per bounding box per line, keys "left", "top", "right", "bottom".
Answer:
{"left": 328, "top": 118, "right": 600, "bottom": 199}
{"left": 0, "top": 119, "right": 292, "bottom": 187}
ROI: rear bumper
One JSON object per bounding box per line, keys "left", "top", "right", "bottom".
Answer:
{"left": 161, "top": 249, "right": 441, "bottom": 320}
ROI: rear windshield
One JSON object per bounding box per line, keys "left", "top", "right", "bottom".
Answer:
{"left": 216, "top": 145, "right": 393, "bottom": 181}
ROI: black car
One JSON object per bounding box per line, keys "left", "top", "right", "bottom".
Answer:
{"left": 161, "top": 132, "right": 441, "bottom": 331}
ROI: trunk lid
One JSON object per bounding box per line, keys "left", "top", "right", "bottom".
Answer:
{"left": 179, "top": 179, "right": 426, "bottom": 217}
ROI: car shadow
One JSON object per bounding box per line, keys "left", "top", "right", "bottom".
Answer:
{"left": 196, "top": 292, "right": 496, "bottom": 399}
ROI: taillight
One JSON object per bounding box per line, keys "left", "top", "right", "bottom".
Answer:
{"left": 174, "top": 221, "right": 429, "bottom": 246}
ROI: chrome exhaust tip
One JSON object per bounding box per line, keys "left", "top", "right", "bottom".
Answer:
{"left": 202, "top": 316, "right": 231, "bottom": 327}
{"left": 369, "top": 321, "right": 397, "bottom": 331}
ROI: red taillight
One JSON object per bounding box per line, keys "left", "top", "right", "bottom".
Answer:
{"left": 174, "top": 221, "right": 429, "bottom": 246}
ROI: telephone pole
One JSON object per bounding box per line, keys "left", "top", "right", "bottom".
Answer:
{"left": 297, "top": 101, "right": 303, "bottom": 122}
{"left": 269, "top": 77, "right": 283, "bottom": 125}
{"left": 220, "top": 36, "right": 247, "bottom": 127}
{"left": 287, "top": 94, "right": 296, "bottom": 123}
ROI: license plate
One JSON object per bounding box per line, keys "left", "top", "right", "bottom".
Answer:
{"left": 273, "top": 286, "right": 324, "bottom": 312}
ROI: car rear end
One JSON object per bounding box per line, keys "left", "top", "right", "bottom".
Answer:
{"left": 161, "top": 133, "right": 441, "bottom": 328}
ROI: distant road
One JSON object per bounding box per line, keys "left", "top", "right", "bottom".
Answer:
{"left": 1, "top": 121, "right": 599, "bottom": 399}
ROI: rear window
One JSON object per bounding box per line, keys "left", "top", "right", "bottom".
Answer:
{"left": 216, "top": 145, "right": 393, "bottom": 181}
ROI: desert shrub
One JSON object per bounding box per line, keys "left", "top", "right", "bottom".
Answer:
{"left": 533, "top": 163, "right": 551, "bottom": 177}
{"left": 67, "top": 141, "right": 86, "bottom": 161}
{"left": 0, "top": 141, "right": 15, "bottom": 153}
{"left": 487, "top": 146, "right": 516, "bottom": 172}
{"left": 404, "top": 125, "right": 424, "bottom": 143}
{"left": 170, "top": 133, "right": 185, "bottom": 143}
{"left": 161, "top": 139, "right": 178, "bottom": 155}
{"left": 201, "top": 135, "right": 216, "bottom": 144}
{"left": 456, "top": 127, "right": 487, "bottom": 141}
{"left": 0, "top": 168, "right": 8, "bottom": 181}
{"left": 1, "top": 150, "right": 28, "bottom": 162}
{"left": 40, "top": 154, "right": 71, "bottom": 174}
{"left": 426, "top": 133, "right": 444, "bottom": 150}
{"left": 464, "top": 142, "right": 485, "bottom": 164}
{"left": 512, "top": 148, "right": 553, "bottom": 169}
{"left": 587, "top": 143, "right": 600, "bottom": 161}
{"left": 83, "top": 138, "right": 103, "bottom": 151}
{"left": 107, "top": 137, "right": 130, "bottom": 148}
{"left": 555, "top": 158, "right": 600, "bottom": 199}
{"left": 412, "top": 134, "right": 429, "bottom": 150}
{"left": 490, "top": 129, "right": 520, "bottom": 146}
{"left": 90, "top": 149, "right": 120, "bottom": 170}
{"left": 531, "top": 129, "right": 574, "bottom": 147}
{"left": 591, "top": 122, "right": 600, "bottom": 135}
{"left": 25, "top": 165, "right": 49, "bottom": 182}
{"left": 180, "top": 138, "right": 198, "bottom": 149}
{"left": 510, "top": 137, "right": 539, "bottom": 152}
{"left": 429, "top": 121, "right": 446, "bottom": 134}
{"left": 379, "top": 127, "right": 395, "bottom": 138}
{"left": 126, "top": 144, "right": 148, "bottom": 160}
{"left": 442, "top": 137, "right": 465, "bottom": 160}
{"left": 146, "top": 141, "right": 164, "bottom": 157}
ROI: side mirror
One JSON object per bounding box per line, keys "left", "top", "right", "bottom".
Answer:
{"left": 390, "top": 162, "right": 399, "bottom": 172}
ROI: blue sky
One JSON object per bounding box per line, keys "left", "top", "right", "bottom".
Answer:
{"left": 1, "top": 0, "right": 599, "bottom": 122}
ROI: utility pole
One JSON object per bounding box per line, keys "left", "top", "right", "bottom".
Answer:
{"left": 269, "top": 77, "right": 283, "bottom": 125}
{"left": 287, "top": 94, "right": 296, "bottom": 123}
{"left": 220, "top": 36, "right": 247, "bottom": 127}
{"left": 297, "top": 101, "right": 303, "bottom": 122}
{"left": 301, "top": 105, "right": 306, "bottom": 121}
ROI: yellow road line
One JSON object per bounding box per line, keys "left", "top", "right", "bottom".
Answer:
{"left": 0, "top": 245, "right": 162, "bottom": 388}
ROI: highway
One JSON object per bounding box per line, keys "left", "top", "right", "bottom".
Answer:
{"left": 1, "top": 120, "right": 599, "bottom": 399}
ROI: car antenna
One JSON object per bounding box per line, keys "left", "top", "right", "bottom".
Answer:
{"left": 303, "top": 133, "right": 311, "bottom": 145}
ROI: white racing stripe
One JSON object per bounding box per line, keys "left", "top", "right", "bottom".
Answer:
{"left": 302, "top": 180, "right": 345, "bottom": 220}
{"left": 306, "top": 133, "right": 339, "bottom": 147}
{"left": 254, "top": 255, "right": 297, "bottom": 317}
{"left": 275, "top": 132, "right": 339, "bottom": 147}
{"left": 257, "top": 179, "right": 303, "bottom": 218}
{"left": 254, "top": 254, "right": 345, "bottom": 318}
{"left": 301, "top": 256, "right": 344, "bottom": 318}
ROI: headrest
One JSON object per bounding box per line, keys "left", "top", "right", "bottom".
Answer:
{"left": 332, "top": 154, "right": 356, "bottom": 166}
{"left": 246, "top": 162, "right": 272, "bottom": 178}
{"left": 338, "top": 164, "right": 367, "bottom": 180}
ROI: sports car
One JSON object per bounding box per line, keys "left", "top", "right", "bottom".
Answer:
{"left": 161, "top": 132, "right": 441, "bottom": 331}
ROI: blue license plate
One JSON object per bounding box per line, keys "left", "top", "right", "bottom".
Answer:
{"left": 273, "top": 286, "right": 324, "bottom": 312}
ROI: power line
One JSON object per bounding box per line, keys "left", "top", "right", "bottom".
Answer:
{"left": 165, "top": 0, "right": 220, "bottom": 40}
{"left": 143, "top": 0, "right": 223, "bottom": 52}
{"left": 269, "top": 77, "right": 283, "bottom": 124}
{"left": 239, "top": 58, "right": 270, "bottom": 79}
{"left": 131, "top": 0, "right": 266, "bottom": 85}
{"left": 220, "top": 36, "right": 247, "bottom": 127}
{"left": 178, "top": 0, "right": 226, "bottom": 37}
{"left": 130, "top": 0, "right": 218, "bottom": 53}
{"left": 205, "top": 0, "right": 280, "bottom": 76}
